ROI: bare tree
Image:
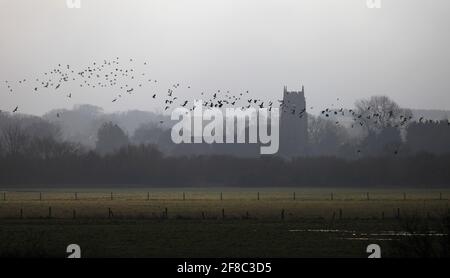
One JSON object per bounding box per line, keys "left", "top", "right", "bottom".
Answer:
{"left": 25, "top": 120, "right": 61, "bottom": 141}
{"left": 308, "top": 115, "right": 348, "bottom": 156}
{"left": 95, "top": 122, "right": 129, "bottom": 155}
{"left": 1, "top": 124, "right": 30, "bottom": 155}
{"left": 28, "top": 137, "right": 82, "bottom": 159}
{"left": 355, "top": 95, "right": 412, "bottom": 133}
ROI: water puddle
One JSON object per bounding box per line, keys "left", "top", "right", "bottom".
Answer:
{"left": 289, "top": 229, "right": 447, "bottom": 240}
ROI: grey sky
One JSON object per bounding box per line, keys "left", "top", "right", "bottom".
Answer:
{"left": 1, "top": 0, "right": 449, "bottom": 115}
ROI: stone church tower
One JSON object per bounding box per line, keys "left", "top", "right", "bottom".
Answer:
{"left": 279, "top": 85, "right": 308, "bottom": 157}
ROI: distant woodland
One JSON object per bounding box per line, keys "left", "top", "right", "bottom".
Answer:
{"left": 1, "top": 96, "right": 450, "bottom": 187}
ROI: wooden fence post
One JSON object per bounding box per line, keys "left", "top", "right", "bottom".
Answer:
{"left": 48, "top": 206, "right": 52, "bottom": 218}
{"left": 367, "top": 192, "right": 370, "bottom": 201}
{"left": 293, "top": 192, "right": 296, "bottom": 201}
{"left": 108, "top": 208, "right": 112, "bottom": 218}
{"left": 339, "top": 208, "right": 343, "bottom": 220}
{"left": 147, "top": 192, "right": 150, "bottom": 201}
{"left": 75, "top": 192, "right": 78, "bottom": 200}
{"left": 331, "top": 193, "right": 334, "bottom": 201}
{"left": 281, "top": 209, "right": 285, "bottom": 220}
{"left": 222, "top": 208, "right": 225, "bottom": 219}
{"left": 110, "top": 192, "right": 113, "bottom": 200}
{"left": 20, "top": 208, "right": 23, "bottom": 219}
{"left": 39, "top": 192, "right": 42, "bottom": 201}
{"left": 220, "top": 192, "right": 223, "bottom": 201}
{"left": 165, "top": 208, "right": 168, "bottom": 219}
{"left": 183, "top": 192, "right": 185, "bottom": 201}
{"left": 257, "top": 192, "right": 260, "bottom": 201}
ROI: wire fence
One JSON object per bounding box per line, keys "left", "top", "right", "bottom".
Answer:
{"left": 0, "top": 190, "right": 448, "bottom": 220}
{"left": 0, "top": 190, "right": 448, "bottom": 202}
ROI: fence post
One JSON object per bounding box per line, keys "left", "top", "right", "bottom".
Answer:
{"left": 3, "top": 192, "right": 5, "bottom": 201}
{"left": 281, "top": 209, "right": 285, "bottom": 220}
{"left": 332, "top": 211, "right": 336, "bottom": 220}
{"left": 331, "top": 193, "right": 334, "bottom": 201}
{"left": 257, "top": 192, "right": 260, "bottom": 201}
{"left": 110, "top": 192, "right": 113, "bottom": 201}
{"left": 367, "top": 192, "right": 370, "bottom": 201}
{"left": 20, "top": 208, "right": 23, "bottom": 219}
{"left": 246, "top": 211, "right": 249, "bottom": 219}
{"left": 381, "top": 211, "right": 385, "bottom": 220}
{"left": 165, "top": 208, "right": 168, "bottom": 219}
{"left": 397, "top": 208, "right": 400, "bottom": 219}
{"left": 75, "top": 192, "right": 78, "bottom": 200}
{"left": 339, "top": 208, "right": 342, "bottom": 220}
{"left": 293, "top": 192, "right": 296, "bottom": 201}
{"left": 222, "top": 208, "right": 225, "bottom": 219}
{"left": 202, "top": 211, "right": 205, "bottom": 220}
{"left": 48, "top": 206, "right": 52, "bottom": 218}
{"left": 440, "top": 192, "right": 442, "bottom": 201}
{"left": 73, "top": 209, "right": 76, "bottom": 219}
{"left": 403, "top": 192, "right": 406, "bottom": 201}
{"left": 183, "top": 192, "right": 185, "bottom": 201}
{"left": 147, "top": 192, "right": 150, "bottom": 201}
{"left": 108, "top": 208, "right": 112, "bottom": 218}
{"left": 40, "top": 192, "right": 42, "bottom": 201}
{"left": 220, "top": 192, "right": 223, "bottom": 201}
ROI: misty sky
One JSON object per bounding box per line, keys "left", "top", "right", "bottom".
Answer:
{"left": 0, "top": 0, "right": 449, "bottom": 115}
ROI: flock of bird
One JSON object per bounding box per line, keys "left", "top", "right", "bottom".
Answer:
{"left": 5, "top": 57, "right": 157, "bottom": 110}
{"left": 2, "top": 57, "right": 275, "bottom": 116}
{"left": 2, "top": 57, "right": 449, "bottom": 137}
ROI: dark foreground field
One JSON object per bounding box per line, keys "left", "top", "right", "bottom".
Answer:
{"left": 0, "top": 218, "right": 448, "bottom": 258}
{"left": 0, "top": 188, "right": 449, "bottom": 258}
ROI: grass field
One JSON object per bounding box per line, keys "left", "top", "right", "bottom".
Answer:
{"left": 0, "top": 188, "right": 449, "bottom": 258}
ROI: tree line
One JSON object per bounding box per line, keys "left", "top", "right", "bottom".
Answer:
{"left": 0, "top": 142, "right": 449, "bottom": 187}
{"left": 0, "top": 95, "right": 449, "bottom": 187}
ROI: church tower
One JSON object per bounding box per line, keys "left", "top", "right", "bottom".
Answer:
{"left": 279, "top": 85, "right": 308, "bottom": 157}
